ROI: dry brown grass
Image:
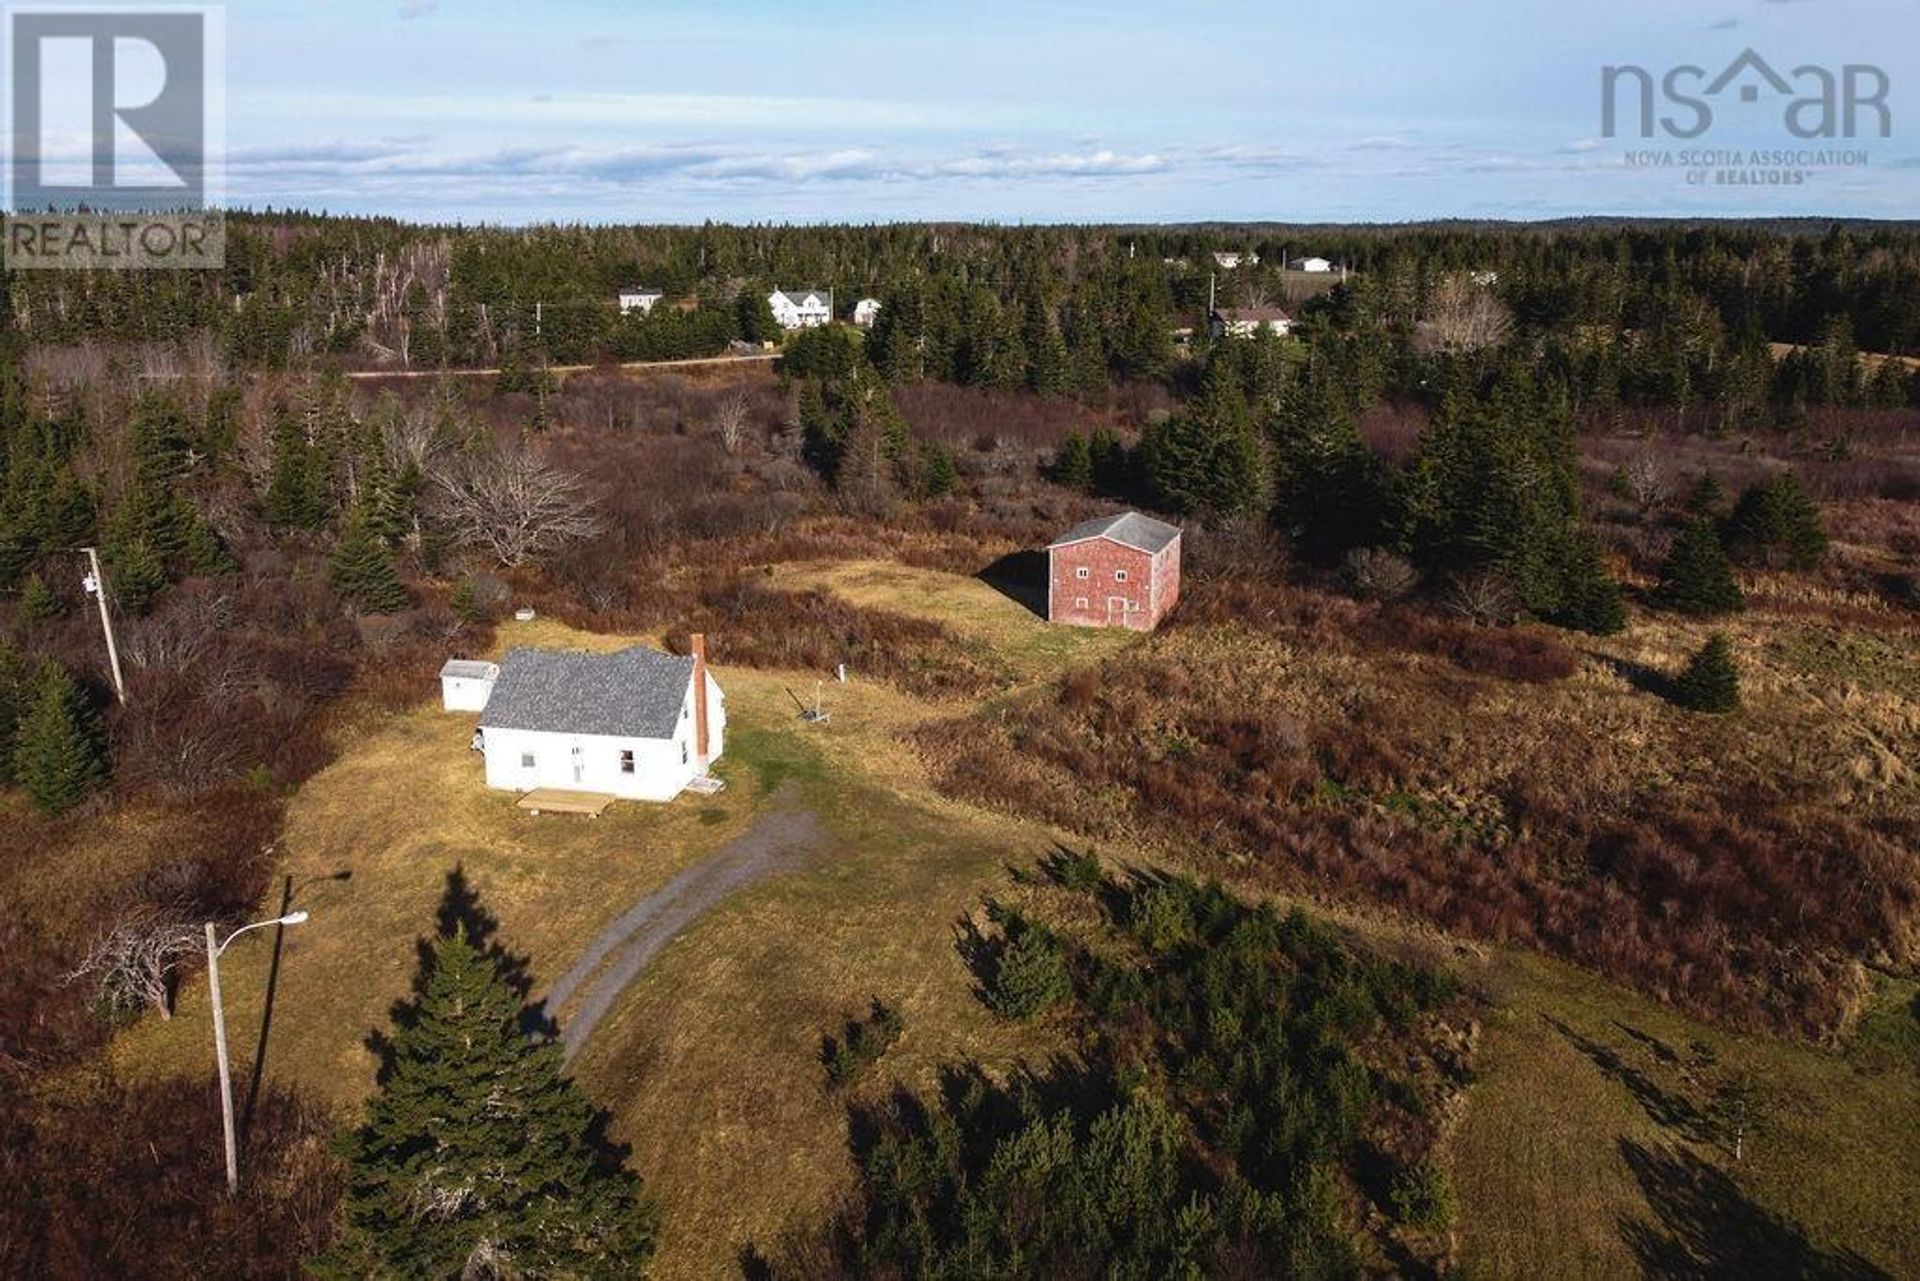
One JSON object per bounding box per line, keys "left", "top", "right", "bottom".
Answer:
{"left": 98, "top": 564, "right": 1920, "bottom": 1277}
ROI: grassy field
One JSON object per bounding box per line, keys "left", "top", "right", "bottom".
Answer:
{"left": 107, "top": 560, "right": 1920, "bottom": 1278}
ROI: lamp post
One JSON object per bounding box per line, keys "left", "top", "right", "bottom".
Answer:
{"left": 205, "top": 911, "right": 309, "bottom": 1194}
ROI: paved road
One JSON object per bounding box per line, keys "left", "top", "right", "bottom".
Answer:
{"left": 342, "top": 352, "right": 779, "bottom": 380}
{"left": 547, "top": 788, "right": 824, "bottom": 1059}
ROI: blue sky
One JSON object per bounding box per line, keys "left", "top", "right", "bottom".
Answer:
{"left": 206, "top": 0, "right": 1920, "bottom": 221}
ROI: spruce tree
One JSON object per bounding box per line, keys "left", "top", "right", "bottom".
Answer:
{"left": 12, "top": 663, "right": 107, "bottom": 814}
{"left": 330, "top": 513, "right": 409, "bottom": 614}
{"left": 1675, "top": 633, "right": 1741, "bottom": 713}
{"left": 1726, "top": 470, "right": 1827, "bottom": 569}
{"left": 104, "top": 535, "right": 168, "bottom": 616}
{"left": 17, "top": 572, "right": 62, "bottom": 624}
{"left": 1684, "top": 470, "right": 1726, "bottom": 517}
{"left": 1654, "top": 518, "right": 1744, "bottom": 615}
{"left": 326, "top": 922, "right": 657, "bottom": 1277}
{"left": 1048, "top": 433, "right": 1093, "bottom": 492}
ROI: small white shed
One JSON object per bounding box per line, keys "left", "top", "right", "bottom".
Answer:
{"left": 441, "top": 659, "right": 499, "bottom": 712}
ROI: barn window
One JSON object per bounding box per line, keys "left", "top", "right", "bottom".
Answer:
{"left": 1075, "top": 566, "right": 1089, "bottom": 579}
{"left": 619, "top": 750, "right": 635, "bottom": 774}
{"left": 1115, "top": 569, "right": 1129, "bottom": 582}
{"left": 520, "top": 752, "right": 535, "bottom": 768}
{"left": 1074, "top": 597, "right": 1087, "bottom": 609}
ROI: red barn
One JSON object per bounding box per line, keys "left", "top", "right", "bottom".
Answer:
{"left": 1047, "top": 511, "right": 1183, "bottom": 631}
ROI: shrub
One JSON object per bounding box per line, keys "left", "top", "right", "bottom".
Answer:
{"left": 1674, "top": 633, "right": 1741, "bottom": 713}
{"left": 1388, "top": 1160, "right": 1456, "bottom": 1229}
{"left": 986, "top": 917, "right": 1071, "bottom": 1019}
{"left": 1342, "top": 547, "right": 1418, "bottom": 601}
{"left": 821, "top": 999, "right": 905, "bottom": 1090}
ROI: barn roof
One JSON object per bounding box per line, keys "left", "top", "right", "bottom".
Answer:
{"left": 480, "top": 646, "right": 695, "bottom": 740}
{"left": 1049, "top": 511, "right": 1181, "bottom": 555}
{"left": 440, "top": 659, "right": 499, "bottom": 680}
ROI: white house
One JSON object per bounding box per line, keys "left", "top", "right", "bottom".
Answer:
{"left": 852, "top": 297, "right": 883, "bottom": 328}
{"left": 617, "top": 286, "right": 665, "bottom": 316}
{"left": 474, "top": 638, "right": 726, "bottom": 803}
{"left": 1211, "top": 251, "right": 1258, "bottom": 270}
{"left": 769, "top": 288, "right": 832, "bottom": 330}
{"left": 441, "top": 659, "right": 499, "bottom": 712}
{"left": 1209, "top": 306, "right": 1293, "bottom": 339}
{"left": 1287, "top": 256, "right": 1334, "bottom": 274}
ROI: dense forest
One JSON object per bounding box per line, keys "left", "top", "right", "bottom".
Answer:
{"left": 2, "top": 214, "right": 1916, "bottom": 1275}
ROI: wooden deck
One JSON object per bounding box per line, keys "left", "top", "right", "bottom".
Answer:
{"left": 517, "top": 788, "right": 614, "bottom": 817}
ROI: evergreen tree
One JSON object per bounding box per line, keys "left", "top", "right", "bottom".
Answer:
{"left": 17, "top": 572, "right": 62, "bottom": 625}
{"left": 0, "top": 642, "right": 36, "bottom": 785}
{"left": 1048, "top": 433, "right": 1094, "bottom": 492}
{"left": 103, "top": 535, "right": 168, "bottom": 616}
{"left": 263, "top": 406, "right": 329, "bottom": 530}
{"left": 326, "top": 918, "right": 657, "bottom": 1277}
{"left": 1675, "top": 633, "right": 1741, "bottom": 713}
{"left": 1272, "top": 378, "right": 1385, "bottom": 560}
{"left": 1684, "top": 470, "right": 1726, "bottom": 517}
{"left": 735, "top": 288, "right": 780, "bottom": 345}
{"left": 330, "top": 512, "right": 409, "bottom": 613}
{"left": 12, "top": 663, "right": 107, "bottom": 814}
{"left": 1139, "top": 373, "right": 1266, "bottom": 519}
{"left": 1654, "top": 517, "right": 1745, "bottom": 615}
{"left": 1725, "top": 470, "right": 1827, "bottom": 570}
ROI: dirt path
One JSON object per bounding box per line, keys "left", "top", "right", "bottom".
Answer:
{"left": 548, "top": 787, "right": 824, "bottom": 1059}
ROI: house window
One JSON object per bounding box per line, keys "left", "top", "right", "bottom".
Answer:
{"left": 1115, "top": 569, "right": 1129, "bottom": 583}
{"left": 520, "top": 752, "right": 535, "bottom": 769}
{"left": 619, "top": 750, "right": 635, "bottom": 774}
{"left": 681, "top": 742, "right": 689, "bottom": 765}
{"left": 1075, "top": 566, "right": 1090, "bottom": 579}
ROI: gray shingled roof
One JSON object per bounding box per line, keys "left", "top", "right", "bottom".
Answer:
{"left": 1049, "top": 511, "right": 1181, "bottom": 555}
{"left": 479, "top": 646, "right": 695, "bottom": 740}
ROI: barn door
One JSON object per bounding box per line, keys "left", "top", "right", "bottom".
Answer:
{"left": 1107, "top": 596, "right": 1129, "bottom": 627}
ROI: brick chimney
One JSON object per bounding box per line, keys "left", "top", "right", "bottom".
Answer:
{"left": 690, "top": 633, "right": 710, "bottom": 764}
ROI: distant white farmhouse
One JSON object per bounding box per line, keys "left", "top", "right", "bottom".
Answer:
{"left": 617, "top": 286, "right": 665, "bottom": 316}
{"left": 469, "top": 639, "right": 725, "bottom": 802}
{"left": 1209, "top": 306, "right": 1293, "bottom": 339}
{"left": 1211, "top": 251, "right": 1258, "bottom": 270}
{"left": 1468, "top": 269, "right": 1500, "bottom": 286}
{"left": 852, "top": 297, "right": 883, "bottom": 328}
{"left": 1287, "top": 256, "right": 1335, "bottom": 274}
{"left": 769, "top": 288, "right": 832, "bottom": 330}
{"left": 440, "top": 659, "right": 499, "bottom": 712}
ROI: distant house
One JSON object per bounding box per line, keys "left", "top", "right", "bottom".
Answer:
{"left": 1047, "top": 511, "right": 1182, "bottom": 632}
{"left": 1287, "top": 256, "right": 1334, "bottom": 274}
{"left": 1211, "top": 251, "right": 1258, "bottom": 270}
{"left": 769, "top": 288, "right": 832, "bottom": 330}
{"left": 617, "top": 286, "right": 665, "bottom": 316}
{"left": 440, "top": 659, "right": 499, "bottom": 712}
{"left": 1467, "top": 269, "right": 1500, "bottom": 286}
{"left": 852, "top": 297, "right": 883, "bottom": 328}
{"left": 473, "top": 638, "right": 725, "bottom": 802}
{"left": 1209, "top": 306, "right": 1293, "bottom": 339}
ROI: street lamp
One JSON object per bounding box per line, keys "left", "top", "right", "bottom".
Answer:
{"left": 205, "top": 911, "right": 310, "bottom": 1194}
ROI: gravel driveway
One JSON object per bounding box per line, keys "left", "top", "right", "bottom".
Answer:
{"left": 547, "top": 786, "right": 824, "bottom": 1059}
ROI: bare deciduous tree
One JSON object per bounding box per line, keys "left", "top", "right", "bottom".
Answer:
{"left": 430, "top": 446, "right": 601, "bottom": 567}
{"left": 1620, "top": 446, "right": 1671, "bottom": 512}
{"left": 66, "top": 906, "right": 205, "bottom": 1019}
{"left": 712, "top": 390, "right": 752, "bottom": 456}
{"left": 1416, "top": 275, "right": 1514, "bottom": 354}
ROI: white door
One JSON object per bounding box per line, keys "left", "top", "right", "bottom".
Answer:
{"left": 1107, "top": 596, "right": 1130, "bottom": 627}
{"left": 570, "top": 741, "right": 585, "bottom": 785}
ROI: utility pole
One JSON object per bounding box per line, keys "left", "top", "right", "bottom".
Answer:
{"left": 81, "top": 547, "right": 126, "bottom": 704}
{"left": 204, "top": 912, "right": 309, "bottom": 1194}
